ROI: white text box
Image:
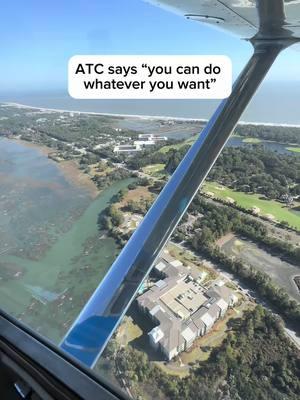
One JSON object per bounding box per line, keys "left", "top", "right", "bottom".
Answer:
{"left": 68, "top": 55, "right": 232, "bottom": 100}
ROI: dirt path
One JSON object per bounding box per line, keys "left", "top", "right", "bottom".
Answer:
{"left": 216, "top": 232, "right": 235, "bottom": 247}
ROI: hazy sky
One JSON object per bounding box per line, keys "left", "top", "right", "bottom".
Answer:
{"left": 1, "top": 0, "right": 300, "bottom": 93}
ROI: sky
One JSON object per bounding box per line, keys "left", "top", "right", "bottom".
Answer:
{"left": 0, "top": 0, "right": 300, "bottom": 93}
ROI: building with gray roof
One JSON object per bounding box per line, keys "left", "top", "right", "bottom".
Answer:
{"left": 137, "top": 254, "right": 237, "bottom": 360}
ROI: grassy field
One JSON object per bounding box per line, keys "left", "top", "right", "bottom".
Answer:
{"left": 142, "top": 163, "right": 165, "bottom": 176}
{"left": 158, "top": 134, "right": 197, "bottom": 154}
{"left": 203, "top": 181, "right": 300, "bottom": 230}
{"left": 116, "top": 316, "right": 143, "bottom": 346}
{"left": 242, "top": 137, "right": 261, "bottom": 144}
{"left": 118, "top": 185, "right": 153, "bottom": 208}
{"left": 286, "top": 147, "right": 300, "bottom": 153}
{"left": 89, "top": 162, "right": 113, "bottom": 176}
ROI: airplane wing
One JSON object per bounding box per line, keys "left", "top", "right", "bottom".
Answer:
{"left": 1, "top": 4, "right": 299, "bottom": 397}
{"left": 1, "top": 2, "right": 300, "bottom": 400}
{"left": 145, "top": 0, "right": 300, "bottom": 40}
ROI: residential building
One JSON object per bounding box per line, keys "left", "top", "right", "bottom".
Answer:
{"left": 137, "top": 252, "right": 238, "bottom": 360}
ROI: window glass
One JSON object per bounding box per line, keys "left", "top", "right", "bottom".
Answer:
{"left": 0, "top": 1, "right": 299, "bottom": 399}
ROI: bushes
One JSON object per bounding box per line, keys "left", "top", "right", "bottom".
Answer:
{"left": 106, "top": 307, "right": 300, "bottom": 400}
{"left": 100, "top": 205, "right": 124, "bottom": 230}
{"left": 92, "top": 168, "right": 132, "bottom": 189}
{"left": 164, "top": 145, "right": 299, "bottom": 201}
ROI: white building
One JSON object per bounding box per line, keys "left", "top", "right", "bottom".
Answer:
{"left": 133, "top": 140, "right": 156, "bottom": 147}
{"left": 138, "top": 134, "right": 167, "bottom": 141}
{"left": 113, "top": 144, "right": 142, "bottom": 153}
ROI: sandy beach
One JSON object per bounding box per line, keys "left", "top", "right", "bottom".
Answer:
{"left": 4, "top": 102, "right": 203, "bottom": 122}
{"left": 4, "top": 101, "right": 300, "bottom": 128}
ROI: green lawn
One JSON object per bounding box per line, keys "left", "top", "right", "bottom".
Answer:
{"left": 286, "top": 147, "right": 300, "bottom": 153}
{"left": 157, "top": 134, "right": 261, "bottom": 154}
{"left": 203, "top": 181, "right": 300, "bottom": 230}
{"left": 142, "top": 163, "right": 165, "bottom": 176}
{"left": 242, "top": 137, "right": 261, "bottom": 144}
{"left": 117, "top": 316, "right": 143, "bottom": 346}
{"left": 158, "top": 134, "right": 197, "bottom": 153}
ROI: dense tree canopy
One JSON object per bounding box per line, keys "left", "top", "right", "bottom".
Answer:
{"left": 166, "top": 146, "right": 300, "bottom": 201}
{"left": 104, "top": 307, "right": 300, "bottom": 400}
{"left": 186, "top": 195, "right": 300, "bottom": 266}
{"left": 235, "top": 124, "right": 300, "bottom": 145}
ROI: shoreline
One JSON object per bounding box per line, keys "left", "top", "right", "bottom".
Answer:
{"left": 13, "top": 138, "right": 100, "bottom": 198}
{"left": 57, "top": 160, "right": 100, "bottom": 198}
{"left": 3, "top": 101, "right": 300, "bottom": 128}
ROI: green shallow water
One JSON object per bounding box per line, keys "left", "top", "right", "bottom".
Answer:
{"left": 0, "top": 138, "right": 134, "bottom": 341}
{"left": 1, "top": 178, "right": 133, "bottom": 310}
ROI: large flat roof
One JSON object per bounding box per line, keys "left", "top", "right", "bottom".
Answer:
{"left": 137, "top": 253, "right": 236, "bottom": 357}
{"left": 160, "top": 280, "right": 207, "bottom": 319}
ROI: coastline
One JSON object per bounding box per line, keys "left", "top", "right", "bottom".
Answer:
{"left": 14, "top": 138, "right": 100, "bottom": 198}
{"left": 58, "top": 160, "right": 100, "bottom": 198}
{"left": 4, "top": 101, "right": 300, "bottom": 128}
{"left": 14, "top": 137, "right": 52, "bottom": 156}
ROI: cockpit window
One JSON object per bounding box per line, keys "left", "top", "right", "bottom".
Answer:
{"left": 0, "top": 1, "right": 299, "bottom": 399}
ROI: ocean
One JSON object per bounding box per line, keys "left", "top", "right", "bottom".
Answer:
{"left": 1, "top": 81, "right": 300, "bottom": 125}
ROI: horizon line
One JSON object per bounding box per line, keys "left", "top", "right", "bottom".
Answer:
{"left": 2, "top": 101, "right": 300, "bottom": 128}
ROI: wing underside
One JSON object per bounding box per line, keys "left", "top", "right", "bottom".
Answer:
{"left": 145, "top": 0, "right": 300, "bottom": 40}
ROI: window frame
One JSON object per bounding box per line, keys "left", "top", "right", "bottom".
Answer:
{"left": 0, "top": 310, "right": 128, "bottom": 400}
